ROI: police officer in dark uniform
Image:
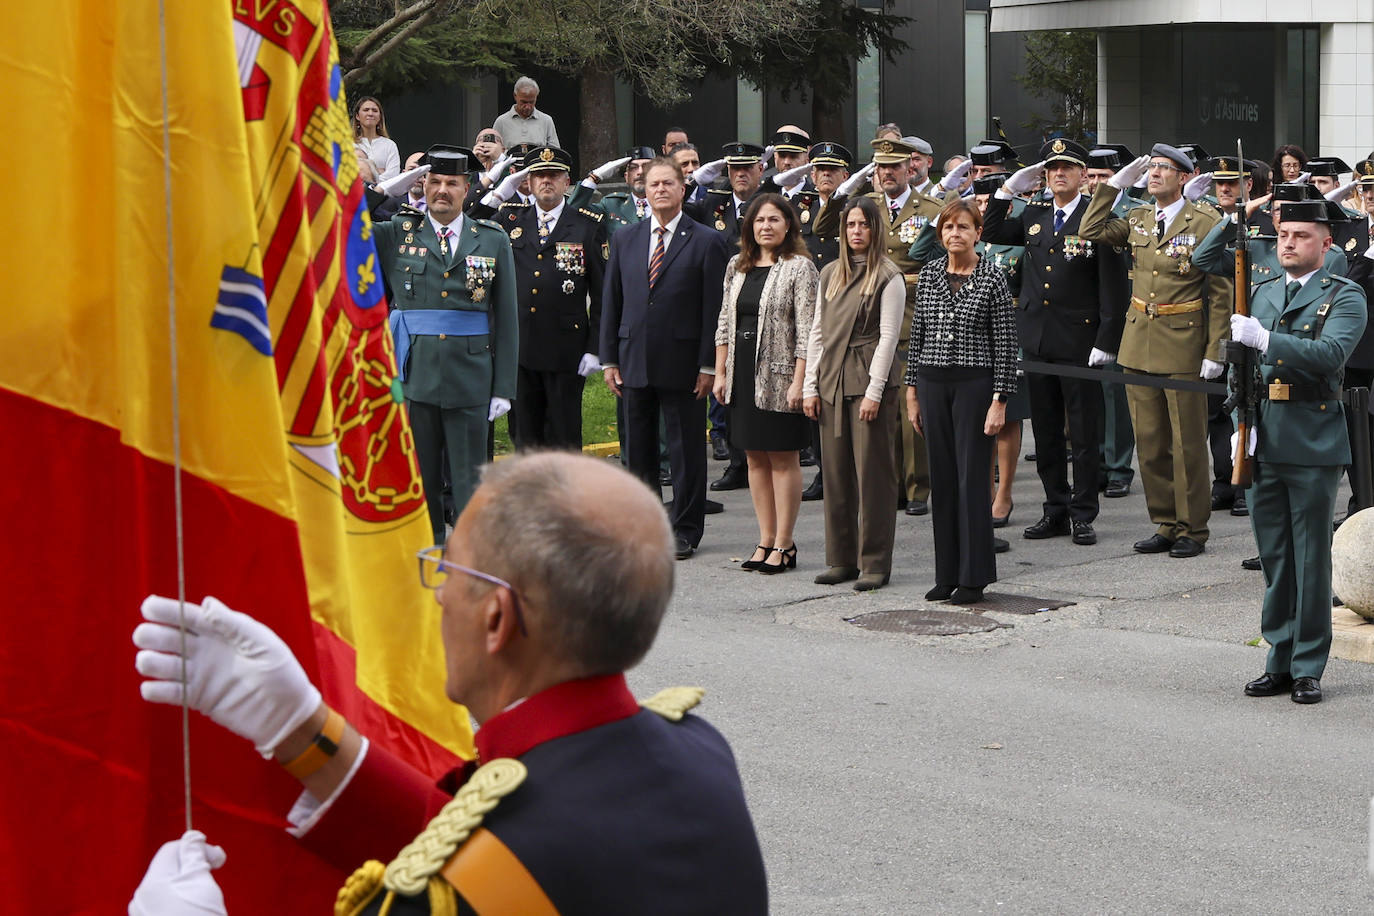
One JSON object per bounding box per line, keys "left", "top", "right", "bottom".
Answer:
{"left": 470, "top": 146, "right": 607, "bottom": 450}
{"left": 372, "top": 145, "right": 518, "bottom": 543}
{"left": 981, "top": 138, "right": 1129, "bottom": 546}
{"left": 799, "top": 142, "right": 851, "bottom": 270}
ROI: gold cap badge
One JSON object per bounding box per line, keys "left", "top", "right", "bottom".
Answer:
{"left": 1052, "top": 139, "right": 1065, "bottom": 154}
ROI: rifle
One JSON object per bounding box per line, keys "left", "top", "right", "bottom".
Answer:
{"left": 1219, "top": 138, "right": 1258, "bottom": 487}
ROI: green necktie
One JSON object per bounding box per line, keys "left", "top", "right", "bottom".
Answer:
{"left": 1285, "top": 280, "right": 1301, "bottom": 304}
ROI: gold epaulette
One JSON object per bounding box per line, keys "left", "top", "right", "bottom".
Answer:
{"left": 640, "top": 686, "right": 705, "bottom": 721}
{"left": 579, "top": 207, "right": 604, "bottom": 222}
{"left": 334, "top": 758, "right": 527, "bottom": 916}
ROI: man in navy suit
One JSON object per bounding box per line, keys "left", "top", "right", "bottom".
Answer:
{"left": 601, "top": 157, "right": 728, "bottom": 559}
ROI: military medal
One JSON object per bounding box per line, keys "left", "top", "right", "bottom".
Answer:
{"left": 472, "top": 288, "right": 486, "bottom": 301}
{"left": 800, "top": 210, "right": 810, "bottom": 224}
{"left": 511, "top": 227, "right": 523, "bottom": 239}
{"left": 715, "top": 219, "right": 726, "bottom": 230}
{"left": 1028, "top": 224, "right": 1042, "bottom": 236}
{"left": 1347, "top": 237, "right": 1357, "bottom": 251}
{"left": 555, "top": 242, "right": 585, "bottom": 276}
{"left": 464, "top": 254, "right": 497, "bottom": 302}
{"left": 562, "top": 279, "right": 576, "bottom": 294}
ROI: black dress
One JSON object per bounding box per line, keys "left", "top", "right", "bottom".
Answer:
{"left": 729, "top": 266, "right": 810, "bottom": 451}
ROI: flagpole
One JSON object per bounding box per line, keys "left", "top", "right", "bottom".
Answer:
{"left": 156, "top": 0, "right": 193, "bottom": 834}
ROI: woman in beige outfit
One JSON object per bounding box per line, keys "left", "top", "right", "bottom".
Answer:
{"left": 713, "top": 194, "right": 819, "bottom": 574}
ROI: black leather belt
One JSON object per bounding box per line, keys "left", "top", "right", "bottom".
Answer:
{"left": 1260, "top": 381, "right": 1340, "bottom": 402}
{"left": 735, "top": 329, "right": 758, "bottom": 340}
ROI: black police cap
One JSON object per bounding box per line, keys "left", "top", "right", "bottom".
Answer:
{"left": 1040, "top": 138, "right": 1089, "bottom": 167}
{"left": 809, "top": 142, "right": 853, "bottom": 169}
{"left": 525, "top": 146, "right": 573, "bottom": 173}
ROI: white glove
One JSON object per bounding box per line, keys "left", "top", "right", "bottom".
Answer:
{"left": 1230, "top": 313, "right": 1271, "bottom": 353}
{"left": 1230, "top": 427, "right": 1258, "bottom": 458}
{"left": 1108, "top": 155, "right": 1150, "bottom": 191}
{"left": 1002, "top": 160, "right": 1044, "bottom": 197}
{"left": 488, "top": 397, "right": 512, "bottom": 421}
{"left": 1184, "top": 172, "right": 1213, "bottom": 202}
{"left": 938, "top": 157, "right": 973, "bottom": 191}
{"left": 1294, "top": 171, "right": 1312, "bottom": 185}
{"left": 577, "top": 353, "right": 602, "bottom": 377}
{"left": 134, "top": 595, "right": 321, "bottom": 757}
{"left": 591, "top": 155, "right": 632, "bottom": 182}
{"left": 482, "top": 153, "right": 515, "bottom": 188}
{"left": 692, "top": 157, "right": 727, "bottom": 188}
{"left": 1199, "top": 358, "right": 1225, "bottom": 380}
{"left": 377, "top": 164, "right": 430, "bottom": 199}
{"left": 490, "top": 167, "right": 530, "bottom": 203}
{"left": 775, "top": 162, "right": 810, "bottom": 188}
{"left": 129, "top": 831, "right": 227, "bottom": 916}
{"left": 1326, "top": 178, "right": 1359, "bottom": 203}
{"left": 1088, "top": 348, "right": 1116, "bottom": 367}
{"left": 761, "top": 145, "right": 775, "bottom": 163}
{"left": 837, "top": 161, "right": 876, "bottom": 197}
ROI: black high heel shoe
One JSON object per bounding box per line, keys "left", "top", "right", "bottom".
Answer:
{"left": 758, "top": 544, "right": 797, "bottom": 575}
{"left": 992, "top": 499, "right": 1013, "bottom": 528}
{"left": 740, "top": 545, "right": 770, "bottom": 571}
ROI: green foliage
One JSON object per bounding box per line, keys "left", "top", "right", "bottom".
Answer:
{"left": 491, "top": 372, "right": 620, "bottom": 454}
{"left": 728, "top": 0, "right": 910, "bottom": 114}
{"left": 1014, "top": 30, "right": 1098, "bottom": 142}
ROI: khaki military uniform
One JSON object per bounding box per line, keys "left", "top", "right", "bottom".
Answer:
{"left": 1078, "top": 184, "right": 1232, "bottom": 544}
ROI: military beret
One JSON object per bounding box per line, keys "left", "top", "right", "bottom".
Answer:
{"left": 901, "top": 135, "right": 934, "bottom": 156}
{"left": 722, "top": 141, "right": 766, "bottom": 165}
{"left": 772, "top": 129, "right": 811, "bottom": 153}
{"left": 1040, "top": 138, "right": 1089, "bottom": 168}
{"left": 969, "top": 140, "right": 1018, "bottom": 166}
{"left": 1149, "top": 143, "right": 1194, "bottom": 173}
{"left": 809, "top": 142, "right": 853, "bottom": 169}
{"left": 524, "top": 145, "right": 572, "bottom": 173}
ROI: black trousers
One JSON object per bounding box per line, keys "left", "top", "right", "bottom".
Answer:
{"left": 625, "top": 386, "right": 707, "bottom": 547}
{"left": 1027, "top": 358, "right": 1103, "bottom": 523}
{"left": 514, "top": 365, "right": 585, "bottom": 450}
{"left": 1345, "top": 367, "right": 1374, "bottom": 511}
{"left": 1207, "top": 391, "right": 1237, "bottom": 498}
{"left": 919, "top": 367, "right": 997, "bottom": 589}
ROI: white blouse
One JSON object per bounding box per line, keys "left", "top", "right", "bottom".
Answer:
{"left": 356, "top": 135, "right": 400, "bottom": 182}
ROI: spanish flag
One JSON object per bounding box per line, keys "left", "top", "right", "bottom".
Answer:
{"left": 0, "top": 2, "right": 472, "bottom": 910}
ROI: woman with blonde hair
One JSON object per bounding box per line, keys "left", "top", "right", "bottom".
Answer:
{"left": 802, "top": 195, "right": 905, "bottom": 591}
{"left": 353, "top": 96, "right": 400, "bottom": 182}
{"left": 714, "top": 194, "right": 820, "bottom": 574}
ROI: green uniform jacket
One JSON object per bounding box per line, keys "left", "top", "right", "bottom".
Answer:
{"left": 1079, "top": 183, "right": 1233, "bottom": 374}
{"left": 567, "top": 182, "right": 642, "bottom": 238}
{"left": 1251, "top": 270, "right": 1368, "bottom": 466}
{"left": 1191, "top": 220, "right": 1348, "bottom": 286}
{"left": 375, "top": 206, "right": 518, "bottom": 408}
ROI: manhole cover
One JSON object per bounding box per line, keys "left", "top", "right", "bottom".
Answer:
{"left": 957, "top": 593, "right": 1075, "bottom": 616}
{"left": 845, "top": 609, "right": 1010, "bottom": 636}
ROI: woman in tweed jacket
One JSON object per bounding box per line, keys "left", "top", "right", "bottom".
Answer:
{"left": 906, "top": 197, "right": 1018, "bottom": 605}
{"left": 713, "top": 194, "right": 820, "bottom": 574}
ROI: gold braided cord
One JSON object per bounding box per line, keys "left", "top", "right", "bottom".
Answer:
{"left": 640, "top": 686, "right": 705, "bottom": 721}
{"left": 384, "top": 758, "right": 528, "bottom": 896}
{"left": 427, "top": 877, "right": 458, "bottom": 916}
{"left": 335, "top": 860, "right": 386, "bottom": 916}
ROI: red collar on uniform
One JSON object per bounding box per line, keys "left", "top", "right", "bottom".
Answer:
{"left": 475, "top": 673, "right": 640, "bottom": 763}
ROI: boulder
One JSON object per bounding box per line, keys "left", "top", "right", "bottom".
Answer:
{"left": 1333, "top": 507, "right": 1374, "bottom": 618}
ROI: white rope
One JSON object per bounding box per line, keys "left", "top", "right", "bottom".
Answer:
{"left": 155, "top": 0, "right": 192, "bottom": 833}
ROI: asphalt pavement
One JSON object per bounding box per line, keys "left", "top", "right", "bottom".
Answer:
{"left": 620, "top": 437, "right": 1374, "bottom": 914}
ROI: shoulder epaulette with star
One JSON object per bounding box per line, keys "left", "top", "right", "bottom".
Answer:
{"left": 472, "top": 217, "right": 505, "bottom": 232}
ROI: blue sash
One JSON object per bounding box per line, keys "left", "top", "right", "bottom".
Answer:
{"left": 389, "top": 309, "right": 490, "bottom": 381}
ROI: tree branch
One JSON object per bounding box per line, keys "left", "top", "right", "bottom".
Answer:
{"left": 344, "top": 0, "right": 442, "bottom": 69}
{"left": 344, "top": 6, "right": 441, "bottom": 87}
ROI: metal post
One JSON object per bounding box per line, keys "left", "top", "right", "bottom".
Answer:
{"left": 1348, "top": 387, "right": 1373, "bottom": 512}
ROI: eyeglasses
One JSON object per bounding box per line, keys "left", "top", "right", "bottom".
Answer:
{"left": 1147, "top": 160, "right": 1184, "bottom": 173}
{"left": 416, "top": 546, "right": 528, "bottom": 636}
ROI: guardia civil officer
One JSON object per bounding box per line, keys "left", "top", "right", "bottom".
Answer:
{"left": 470, "top": 146, "right": 607, "bottom": 450}
{"left": 981, "top": 139, "right": 1128, "bottom": 546}
{"left": 1078, "top": 144, "right": 1232, "bottom": 558}
{"left": 372, "top": 145, "right": 518, "bottom": 544}
{"left": 571, "top": 146, "right": 656, "bottom": 237}
{"left": 1231, "top": 199, "right": 1368, "bottom": 704}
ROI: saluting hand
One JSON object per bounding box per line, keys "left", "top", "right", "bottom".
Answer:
{"left": 1002, "top": 160, "right": 1044, "bottom": 197}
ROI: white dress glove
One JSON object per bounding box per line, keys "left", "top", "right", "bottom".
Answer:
{"left": 591, "top": 156, "right": 632, "bottom": 182}
{"left": 1230, "top": 314, "right": 1271, "bottom": 353}
{"left": 837, "top": 161, "right": 876, "bottom": 197}
{"left": 482, "top": 153, "right": 514, "bottom": 188}
{"left": 1230, "top": 427, "right": 1258, "bottom": 458}
{"left": 1183, "top": 172, "right": 1213, "bottom": 202}
{"left": 577, "top": 353, "right": 602, "bottom": 377}
{"left": 692, "top": 157, "right": 727, "bottom": 188}
{"left": 775, "top": 162, "right": 810, "bottom": 188}
{"left": 1326, "top": 179, "right": 1359, "bottom": 203}
{"left": 377, "top": 164, "right": 431, "bottom": 199}
{"left": 489, "top": 167, "right": 530, "bottom": 203}
{"left": 1199, "top": 358, "right": 1226, "bottom": 380}
{"left": 1293, "top": 171, "right": 1312, "bottom": 185}
{"left": 1088, "top": 348, "right": 1116, "bottom": 367}
{"left": 488, "top": 397, "right": 512, "bottom": 421}
{"left": 937, "top": 157, "right": 973, "bottom": 191}
{"left": 1002, "top": 160, "right": 1044, "bottom": 197}
{"left": 129, "top": 831, "right": 228, "bottom": 916}
{"left": 1108, "top": 155, "right": 1151, "bottom": 191}
{"left": 133, "top": 595, "right": 321, "bottom": 757}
